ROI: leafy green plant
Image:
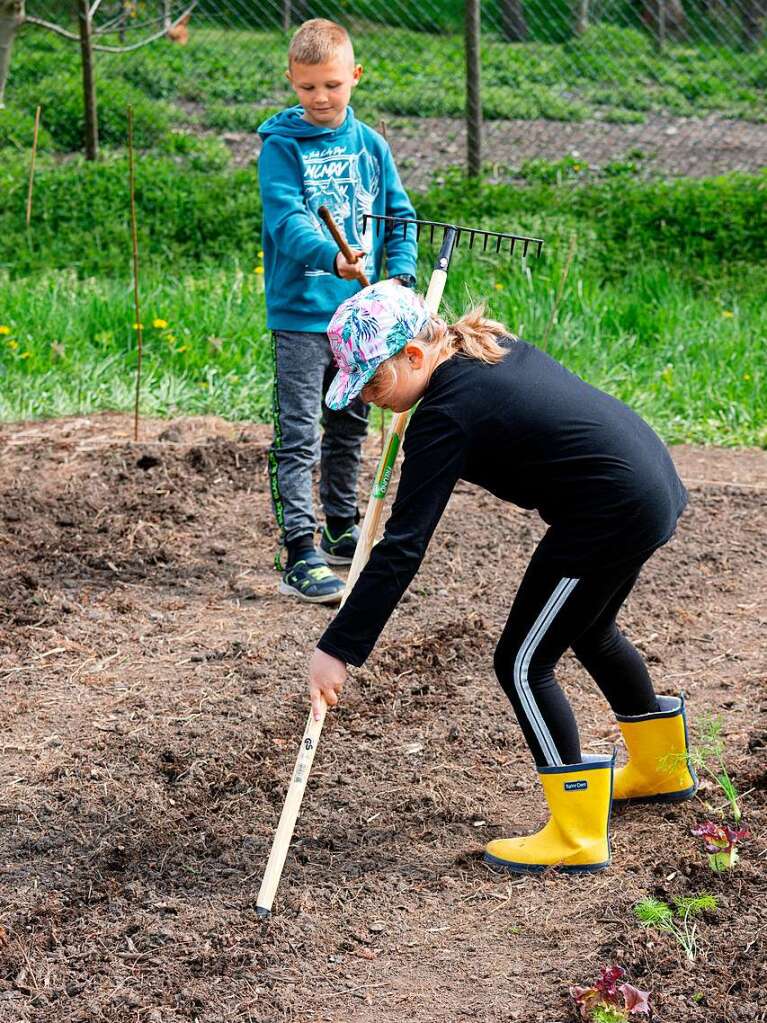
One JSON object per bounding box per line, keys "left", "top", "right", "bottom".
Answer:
{"left": 14, "top": 74, "right": 173, "bottom": 151}
{"left": 685, "top": 715, "right": 743, "bottom": 821}
{"left": 634, "top": 894, "right": 717, "bottom": 961}
{"left": 691, "top": 821, "right": 750, "bottom": 872}
{"left": 570, "top": 965, "right": 650, "bottom": 1020}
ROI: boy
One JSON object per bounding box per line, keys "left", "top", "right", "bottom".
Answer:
{"left": 258, "top": 18, "right": 418, "bottom": 604}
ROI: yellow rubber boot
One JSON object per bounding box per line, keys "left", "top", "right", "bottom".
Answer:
{"left": 484, "top": 753, "right": 615, "bottom": 874}
{"left": 613, "top": 694, "right": 698, "bottom": 803}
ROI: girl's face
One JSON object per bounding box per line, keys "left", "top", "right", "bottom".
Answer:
{"left": 361, "top": 342, "right": 436, "bottom": 413}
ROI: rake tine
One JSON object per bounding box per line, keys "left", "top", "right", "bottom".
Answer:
{"left": 430, "top": 224, "right": 436, "bottom": 243}
{"left": 523, "top": 239, "right": 530, "bottom": 257}
{"left": 468, "top": 231, "right": 476, "bottom": 250}
{"left": 483, "top": 233, "right": 489, "bottom": 252}
{"left": 416, "top": 222, "right": 422, "bottom": 240}
{"left": 495, "top": 235, "right": 502, "bottom": 253}
{"left": 510, "top": 237, "right": 516, "bottom": 255}
{"left": 455, "top": 228, "right": 462, "bottom": 249}
{"left": 537, "top": 240, "right": 543, "bottom": 258}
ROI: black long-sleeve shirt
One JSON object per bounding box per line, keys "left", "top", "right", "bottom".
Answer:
{"left": 318, "top": 339, "right": 687, "bottom": 667}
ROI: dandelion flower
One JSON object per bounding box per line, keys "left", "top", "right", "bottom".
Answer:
{"left": 8, "top": 339, "right": 18, "bottom": 350}
{"left": 19, "top": 351, "right": 32, "bottom": 360}
{"left": 258, "top": 250, "right": 264, "bottom": 259}
{"left": 721, "top": 310, "right": 734, "bottom": 318}
{"left": 153, "top": 318, "right": 169, "bottom": 329}
{"left": 0, "top": 325, "right": 10, "bottom": 335}
{"left": 255, "top": 266, "right": 264, "bottom": 275}
{"left": 133, "top": 322, "right": 143, "bottom": 330}
{"left": 494, "top": 282, "right": 503, "bottom": 290}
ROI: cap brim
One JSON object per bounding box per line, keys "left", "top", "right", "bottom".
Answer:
{"left": 324, "top": 363, "right": 378, "bottom": 411}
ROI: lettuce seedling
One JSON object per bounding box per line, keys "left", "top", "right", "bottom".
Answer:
{"left": 570, "top": 965, "right": 651, "bottom": 1021}
{"left": 692, "top": 821, "right": 750, "bottom": 872}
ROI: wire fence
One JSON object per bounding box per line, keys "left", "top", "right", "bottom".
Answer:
{"left": 4, "top": 0, "right": 767, "bottom": 183}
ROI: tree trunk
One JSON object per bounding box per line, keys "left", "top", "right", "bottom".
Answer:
{"left": 78, "top": 0, "right": 98, "bottom": 160}
{"left": 741, "top": 0, "right": 764, "bottom": 49}
{"left": 465, "top": 0, "right": 482, "bottom": 177}
{"left": 0, "top": 0, "right": 24, "bottom": 108}
{"left": 574, "top": 0, "right": 589, "bottom": 35}
{"left": 641, "top": 0, "right": 686, "bottom": 47}
{"left": 500, "top": 0, "right": 527, "bottom": 41}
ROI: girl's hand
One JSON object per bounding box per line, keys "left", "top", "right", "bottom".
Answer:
{"left": 309, "top": 648, "right": 347, "bottom": 721}
{"left": 335, "top": 251, "right": 367, "bottom": 282}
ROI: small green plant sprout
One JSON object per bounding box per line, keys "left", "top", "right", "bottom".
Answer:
{"left": 678, "top": 714, "right": 743, "bottom": 821}
{"left": 691, "top": 821, "right": 750, "bottom": 872}
{"left": 634, "top": 894, "right": 718, "bottom": 962}
{"left": 570, "top": 965, "right": 651, "bottom": 1021}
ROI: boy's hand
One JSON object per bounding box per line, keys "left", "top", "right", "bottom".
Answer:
{"left": 335, "top": 250, "right": 368, "bottom": 282}
{"left": 309, "top": 648, "right": 347, "bottom": 721}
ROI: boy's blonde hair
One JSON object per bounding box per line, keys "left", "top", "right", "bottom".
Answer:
{"left": 288, "top": 18, "right": 354, "bottom": 66}
{"left": 370, "top": 305, "right": 512, "bottom": 400}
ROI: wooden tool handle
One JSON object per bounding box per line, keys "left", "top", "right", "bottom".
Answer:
{"left": 317, "top": 204, "right": 370, "bottom": 288}
{"left": 256, "top": 234, "right": 448, "bottom": 920}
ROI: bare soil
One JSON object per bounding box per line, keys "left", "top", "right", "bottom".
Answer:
{"left": 214, "top": 114, "right": 767, "bottom": 186}
{"left": 0, "top": 414, "right": 765, "bottom": 1023}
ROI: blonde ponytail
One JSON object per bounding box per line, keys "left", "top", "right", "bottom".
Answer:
{"left": 366, "top": 303, "right": 513, "bottom": 405}
{"left": 418, "top": 303, "right": 513, "bottom": 364}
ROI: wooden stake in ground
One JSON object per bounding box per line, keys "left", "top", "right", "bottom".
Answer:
{"left": 25, "top": 105, "right": 41, "bottom": 228}
{"left": 128, "top": 106, "right": 144, "bottom": 443}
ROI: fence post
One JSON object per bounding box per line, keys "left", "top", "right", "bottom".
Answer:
{"left": 574, "top": 0, "right": 589, "bottom": 36}
{"left": 500, "top": 0, "right": 528, "bottom": 42}
{"left": 465, "top": 0, "right": 482, "bottom": 177}
{"left": 77, "top": 0, "right": 98, "bottom": 160}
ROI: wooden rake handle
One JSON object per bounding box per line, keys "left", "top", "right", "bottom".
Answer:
{"left": 255, "top": 228, "right": 446, "bottom": 920}
{"left": 317, "top": 205, "right": 371, "bottom": 288}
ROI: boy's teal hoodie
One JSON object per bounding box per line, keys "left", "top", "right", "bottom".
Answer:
{"left": 258, "top": 105, "right": 417, "bottom": 332}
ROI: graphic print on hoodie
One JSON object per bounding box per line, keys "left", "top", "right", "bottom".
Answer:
{"left": 258, "top": 106, "right": 417, "bottom": 332}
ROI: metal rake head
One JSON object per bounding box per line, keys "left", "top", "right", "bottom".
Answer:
{"left": 363, "top": 213, "right": 544, "bottom": 258}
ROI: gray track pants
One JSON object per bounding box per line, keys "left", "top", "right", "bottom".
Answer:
{"left": 268, "top": 330, "right": 369, "bottom": 546}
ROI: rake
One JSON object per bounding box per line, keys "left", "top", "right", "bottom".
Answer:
{"left": 255, "top": 212, "right": 544, "bottom": 918}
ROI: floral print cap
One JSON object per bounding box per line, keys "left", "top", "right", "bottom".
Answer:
{"left": 325, "top": 279, "right": 428, "bottom": 410}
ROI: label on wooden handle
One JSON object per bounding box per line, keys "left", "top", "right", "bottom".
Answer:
{"left": 373, "top": 432, "right": 401, "bottom": 499}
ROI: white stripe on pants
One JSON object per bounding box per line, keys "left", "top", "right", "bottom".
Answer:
{"left": 513, "top": 577, "right": 580, "bottom": 767}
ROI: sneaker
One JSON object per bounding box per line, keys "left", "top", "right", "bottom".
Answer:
{"left": 279, "top": 549, "right": 344, "bottom": 605}
{"left": 320, "top": 524, "right": 360, "bottom": 565}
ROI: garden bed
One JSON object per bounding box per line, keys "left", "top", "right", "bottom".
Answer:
{"left": 0, "top": 413, "right": 764, "bottom": 1022}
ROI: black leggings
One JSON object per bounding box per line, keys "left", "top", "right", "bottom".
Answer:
{"left": 494, "top": 544, "right": 659, "bottom": 768}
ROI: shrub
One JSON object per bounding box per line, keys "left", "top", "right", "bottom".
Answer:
{"left": 15, "top": 73, "right": 173, "bottom": 151}
{"left": 0, "top": 104, "right": 54, "bottom": 152}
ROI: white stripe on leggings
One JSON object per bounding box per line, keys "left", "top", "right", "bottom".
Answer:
{"left": 513, "top": 576, "right": 580, "bottom": 767}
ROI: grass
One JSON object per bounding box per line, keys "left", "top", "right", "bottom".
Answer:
{"left": 2, "top": 21, "right": 766, "bottom": 151}
{"left": 1, "top": 251, "right": 764, "bottom": 445}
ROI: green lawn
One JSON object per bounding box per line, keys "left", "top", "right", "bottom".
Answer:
{"left": 1, "top": 251, "right": 763, "bottom": 445}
